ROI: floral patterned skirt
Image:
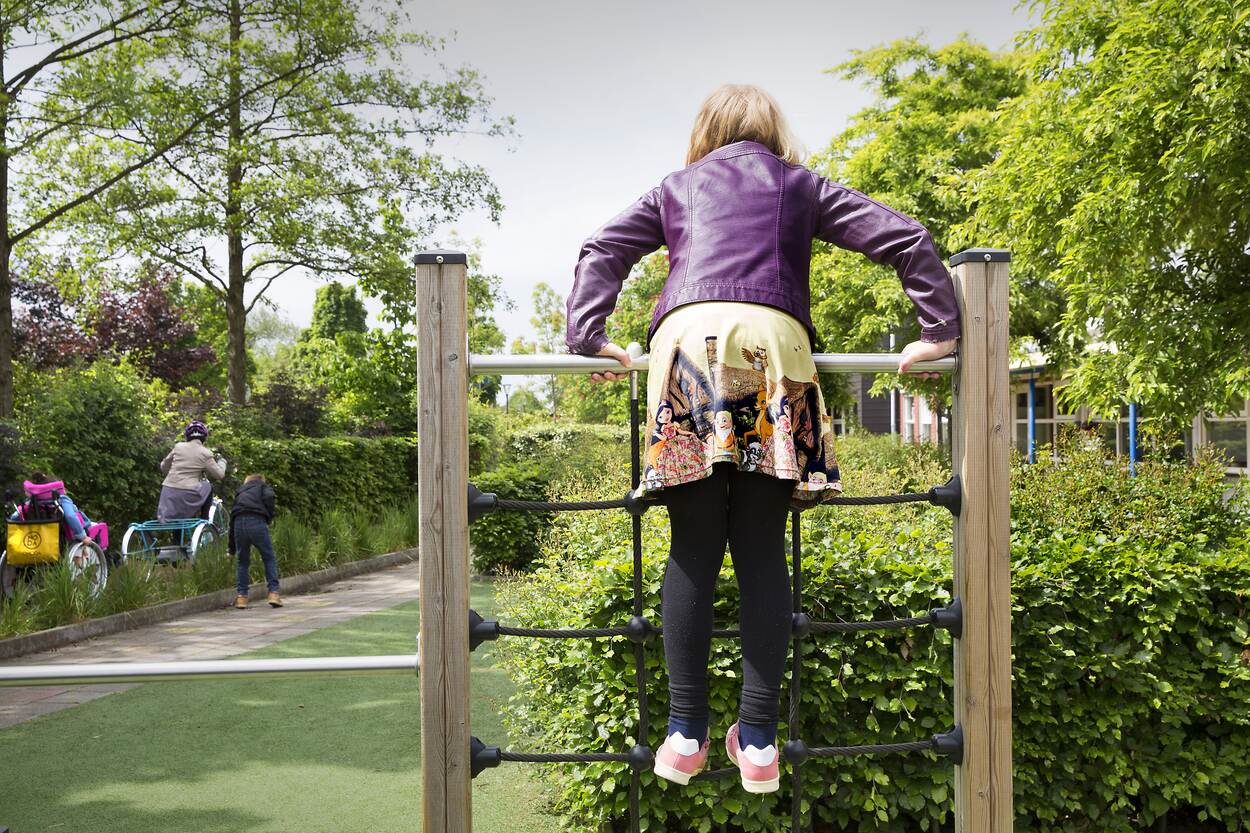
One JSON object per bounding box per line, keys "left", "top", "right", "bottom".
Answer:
{"left": 637, "top": 301, "right": 843, "bottom": 507}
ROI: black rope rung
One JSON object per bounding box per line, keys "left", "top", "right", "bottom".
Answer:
{"left": 497, "top": 497, "right": 630, "bottom": 512}
{"left": 822, "top": 475, "right": 961, "bottom": 517}
{"left": 471, "top": 737, "right": 653, "bottom": 778}
{"left": 468, "top": 483, "right": 654, "bottom": 522}
{"left": 471, "top": 601, "right": 961, "bottom": 652}
{"left": 501, "top": 751, "right": 631, "bottom": 763}
{"left": 470, "top": 611, "right": 653, "bottom": 651}
{"left": 783, "top": 725, "right": 964, "bottom": 766}
{"left": 690, "top": 767, "right": 739, "bottom": 782}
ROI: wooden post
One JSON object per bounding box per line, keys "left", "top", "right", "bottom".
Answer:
{"left": 417, "top": 249, "right": 472, "bottom": 833}
{"left": 949, "top": 248, "right": 1013, "bottom": 833}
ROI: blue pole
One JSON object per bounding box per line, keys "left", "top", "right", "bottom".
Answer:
{"left": 1128, "top": 402, "right": 1138, "bottom": 476}
{"left": 1027, "top": 376, "right": 1037, "bottom": 464}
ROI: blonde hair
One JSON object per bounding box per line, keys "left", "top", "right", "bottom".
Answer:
{"left": 686, "top": 84, "right": 802, "bottom": 166}
{"left": 245, "top": 473, "right": 265, "bottom": 484}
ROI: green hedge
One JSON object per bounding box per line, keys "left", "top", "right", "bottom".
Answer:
{"left": 221, "top": 436, "right": 417, "bottom": 519}
{"left": 469, "top": 464, "right": 552, "bottom": 574}
{"left": 504, "top": 420, "right": 630, "bottom": 481}
{"left": 495, "top": 431, "right": 1250, "bottom": 832}
{"left": 12, "top": 361, "right": 166, "bottom": 529}
{"left": 498, "top": 509, "right": 1250, "bottom": 833}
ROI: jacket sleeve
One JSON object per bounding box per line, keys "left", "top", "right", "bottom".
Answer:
{"left": 263, "top": 486, "right": 276, "bottom": 522}
{"left": 813, "top": 177, "right": 961, "bottom": 343}
{"left": 566, "top": 186, "right": 666, "bottom": 356}
{"left": 160, "top": 448, "right": 174, "bottom": 476}
{"left": 204, "top": 450, "right": 226, "bottom": 482}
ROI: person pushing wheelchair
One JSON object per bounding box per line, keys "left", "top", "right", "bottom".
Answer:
{"left": 157, "top": 420, "right": 226, "bottom": 522}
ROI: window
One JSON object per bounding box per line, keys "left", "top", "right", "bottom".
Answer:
{"left": 1202, "top": 402, "right": 1249, "bottom": 469}
{"left": 1012, "top": 381, "right": 1060, "bottom": 459}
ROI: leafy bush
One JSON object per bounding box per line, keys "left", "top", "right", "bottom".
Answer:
{"left": 495, "top": 428, "right": 1250, "bottom": 832}
{"left": 468, "top": 400, "right": 500, "bottom": 475}
{"left": 219, "top": 435, "right": 418, "bottom": 519}
{"left": 14, "top": 361, "right": 166, "bottom": 529}
{"left": 1013, "top": 426, "right": 1244, "bottom": 548}
{"left": 0, "top": 422, "right": 23, "bottom": 504}
{"left": 498, "top": 507, "right": 1250, "bottom": 833}
{"left": 470, "top": 464, "right": 553, "bottom": 574}
{"left": 252, "top": 372, "right": 329, "bottom": 437}
{"left": 504, "top": 421, "right": 630, "bottom": 483}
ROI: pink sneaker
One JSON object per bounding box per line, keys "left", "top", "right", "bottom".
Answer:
{"left": 653, "top": 732, "right": 710, "bottom": 785}
{"left": 725, "top": 722, "right": 780, "bottom": 793}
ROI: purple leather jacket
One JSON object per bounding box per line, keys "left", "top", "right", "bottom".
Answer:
{"left": 565, "top": 140, "right": 961, "bottom": 356}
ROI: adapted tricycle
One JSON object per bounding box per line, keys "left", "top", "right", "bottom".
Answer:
{"left": 2, "top": 481, "right": 110, "bottom": 600}
{"left": 120, "top": 497, "right": 227, "bottom": 568}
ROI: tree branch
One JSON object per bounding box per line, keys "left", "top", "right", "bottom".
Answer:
{"left": 6, "top": 2, "right": 183, "bottom": 98}
{"left": 10, "top": 56, "right": 325, "bottom": 246}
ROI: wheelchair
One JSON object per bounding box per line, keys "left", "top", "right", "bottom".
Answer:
{"left": 120, "top": 496, "right": 227, "bottom": 569}
{"left": 2, "top": 491, "right": 110, "bottom": 601}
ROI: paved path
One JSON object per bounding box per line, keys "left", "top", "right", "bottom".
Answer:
{"left": 0, "top": 559, "right": 420, "bottom": 729}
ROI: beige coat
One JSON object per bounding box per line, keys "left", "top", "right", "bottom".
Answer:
{"left": 160, "top": 440, "right": 226, "bottom": 489}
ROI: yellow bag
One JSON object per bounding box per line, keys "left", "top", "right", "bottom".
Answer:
{"left": 6, "top": 521, "right": 61, "bottom": 566}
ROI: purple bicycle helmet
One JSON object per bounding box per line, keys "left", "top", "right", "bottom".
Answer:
{"left": 184, "top": 420, "right": 209, "bottom": 442}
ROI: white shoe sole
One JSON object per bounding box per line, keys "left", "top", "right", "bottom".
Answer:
{"left": 654, "top": 760, "right": 701, "bottom": 785}
{"left": 740, "top": 775, "right": 780, "bottom": 793}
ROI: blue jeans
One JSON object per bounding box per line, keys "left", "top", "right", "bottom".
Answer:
{"left": 234, "top": 515, "right": 280, "bottom": 595}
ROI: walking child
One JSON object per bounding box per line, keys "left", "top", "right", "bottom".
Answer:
{"left": 231, "top": 474, "right": 281, "bottom": 610}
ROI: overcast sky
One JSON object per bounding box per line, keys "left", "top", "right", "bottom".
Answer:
{"left": 268, "top": 0, "right": 1033, "bottom": 341}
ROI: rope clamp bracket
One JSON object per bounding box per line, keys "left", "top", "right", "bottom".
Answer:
{"left": 469, "top": 609, "right": 501, "bottom": 652}
{"left": 927, "top": 474, "right": 961, "bottom": 517}
{"left": 468, "top": 483, "right": 499, "bottom": 523}
{"left": 930, "top": 597, "right": 963, "bottom": 639}
{"left": 471, "top": 736, "right": 502, "bottom": 778}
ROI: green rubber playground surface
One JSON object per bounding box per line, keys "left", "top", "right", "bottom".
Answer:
{"left": 0, "top": 582, "right": 558, "bottom": 833}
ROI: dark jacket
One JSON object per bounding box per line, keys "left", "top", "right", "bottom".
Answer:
{"left": 231, "top": 480, "right": 275, "bottom": 525}
{"left": 565, "top": 140, "right": 961, "bottom": 355}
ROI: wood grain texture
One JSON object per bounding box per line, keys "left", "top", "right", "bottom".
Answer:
{"left": 950, "top": 256, "right": 1014, "bottom": 833}
{"left": 417, "top": 256, "right": 472, "bottom": 833}
{"left": 985, "top": 260, "right": 1014, "bottom": 831}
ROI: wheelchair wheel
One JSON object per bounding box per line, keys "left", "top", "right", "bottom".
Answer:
{"left": 120, "top": 525, "right": 140, "bottom": 561}
{"left": 189, "top": 523, "right": 219, "bottom": 560}
{"left": 0, "top": 549, "right": 15, "bottom": 600}
{"left": 66, "top": 539, "right": 109, "bottom": 599}
{"left": 208, "top": 497, "right": 227, "bottom": 535}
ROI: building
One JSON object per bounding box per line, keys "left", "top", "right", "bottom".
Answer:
{"left": 840, "top": 352, "right": 1250, "bottom": 479}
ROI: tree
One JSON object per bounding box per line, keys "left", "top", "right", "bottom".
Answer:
{"left": 560, "top": 251, "right": 666, "bottom": 423}
{"left": 83, "top": 0, "right": 509, "bottom": 404}
{"left": 965, "top": 0, "right": 1250, "bottom": 426}
{"left": 13, "top": 269, "right": 215, "bottom": 387}
{"left": 510, "top": 282, "right": 566, "bottom": 417}
{"left": 304, "top": 282, "right": 367, "bottom": 341}
{"left": 0, "top": 0, "right": 314, "bottom": 417}
{"left": 293, "top": 328, "right": 416, "bottom": 434}
{"left": 807, "top": 38, "right": 1033, "bottom": 357}
{"left": 466, "top": 249, "right": 512, "bottom": 405}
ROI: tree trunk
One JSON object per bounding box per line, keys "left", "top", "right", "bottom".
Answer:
{"left": 0, "top": 235, "right": 12, "bottom": 420}
{"left": 224, "top": 0, "right": 247, "bottom": 405}
{"left": 0, "top": 134, "right": 12, "bottom": 419}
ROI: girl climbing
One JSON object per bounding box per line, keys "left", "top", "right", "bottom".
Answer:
{"left": 566, "top": 84, "right": 960, "bottom": 793}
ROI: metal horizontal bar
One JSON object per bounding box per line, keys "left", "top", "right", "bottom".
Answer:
{"left": 0, "top": 655, "right": 418, "bottom": 687}
{"left": 469, "top": 352, "right": 956, "bottom": 376}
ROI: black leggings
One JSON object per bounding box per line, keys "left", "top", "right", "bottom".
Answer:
{"left": 662, "top": 464, "right": 794, "bottom": 727}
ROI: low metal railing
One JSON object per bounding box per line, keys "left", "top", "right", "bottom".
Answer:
{"left": 0, "top": 654, "right": 418, "bottom": 687}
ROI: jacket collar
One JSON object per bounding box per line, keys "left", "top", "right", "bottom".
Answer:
{"left": 704, "top": 140, "right": 777, "bottom": 162}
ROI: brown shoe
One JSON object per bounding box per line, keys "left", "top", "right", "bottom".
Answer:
{"left": 267, "top": 592, "right": 283, "bottom": 608}
{"left": 234, "top": 595, "right": 248, "bottom": 609}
